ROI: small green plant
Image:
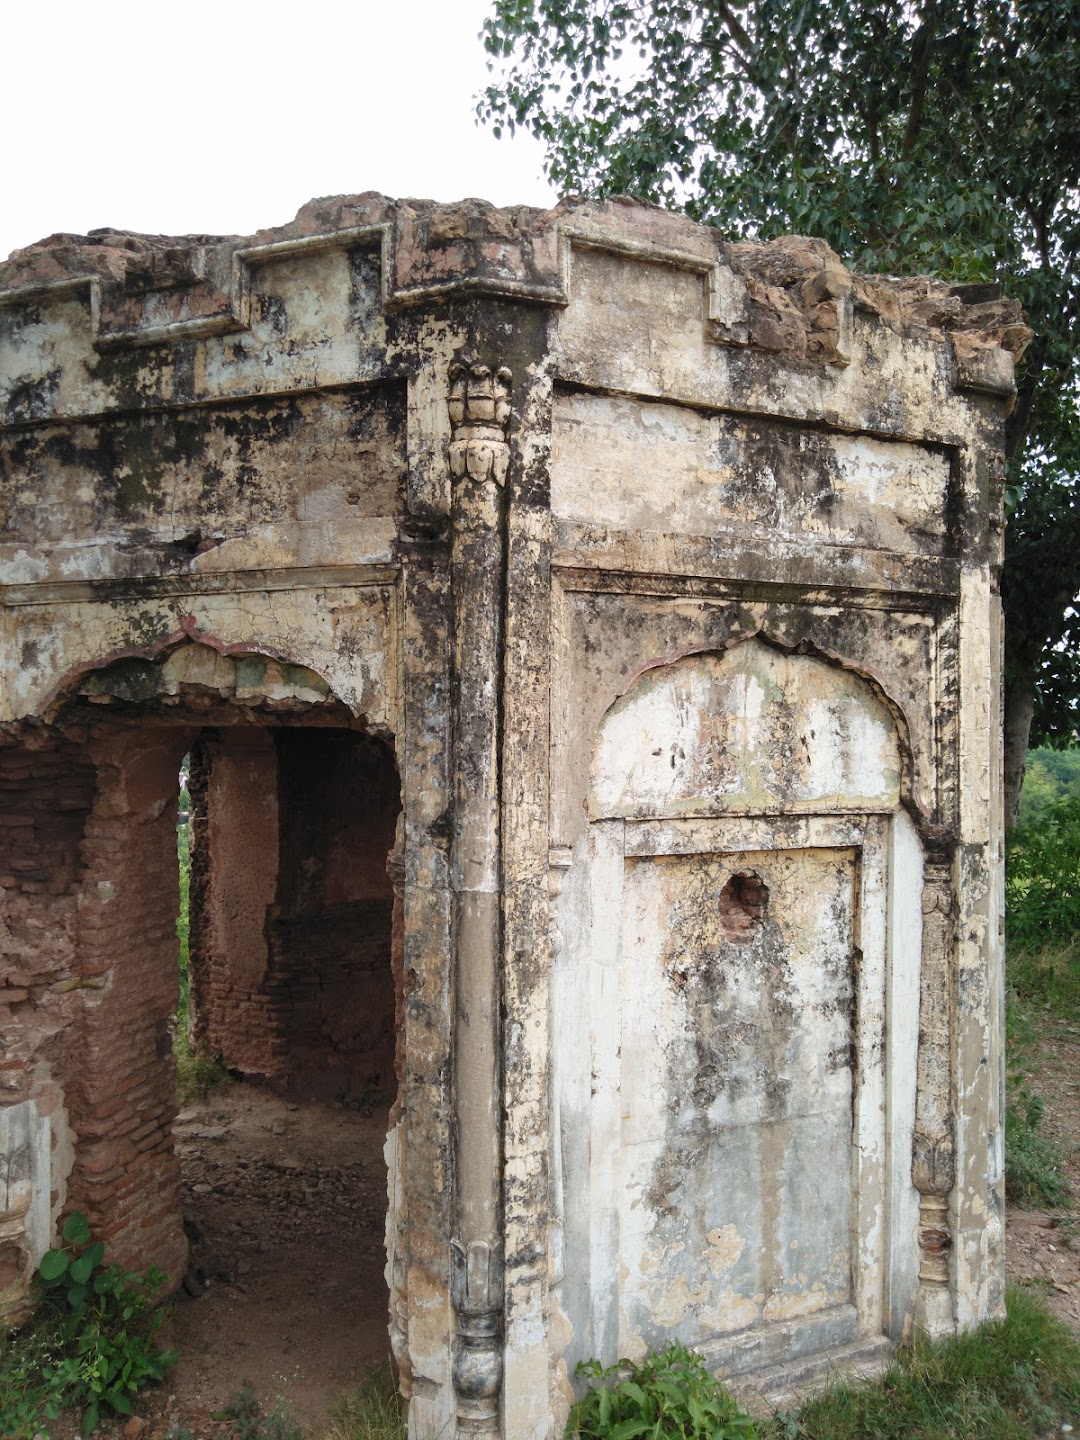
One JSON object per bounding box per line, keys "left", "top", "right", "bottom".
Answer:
{"left": 1005, "top": 1089, "right": 1071, "bottom": 1207}
{"left": 568, "top": 1341, "right": 757, "bottom": 1439}
{"left": 173, "top": 809, "right": 227, "bottom": 1104}
{"left": 213, "top": 1380, "right": 303, "bottom": 1440}
{"left": 0, "top": 1211, "right": 177, "bottom": 1437}
{"left": 1004, "top": 992, "right": 1072, "bottom": 1208}
{"left": 319, "top": 1364, "right": 407, "bottom": 1440}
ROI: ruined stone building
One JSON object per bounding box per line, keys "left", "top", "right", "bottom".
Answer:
{"left": 0, "top": 195, "right": 1027, "bottom": 1435}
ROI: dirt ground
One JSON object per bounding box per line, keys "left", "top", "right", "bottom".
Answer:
{"left": 134, "top": 1082, "right": 395, "bottom": 1438}
{"left": 46, "top": 1015, "right": 1080, "bottom": 1438}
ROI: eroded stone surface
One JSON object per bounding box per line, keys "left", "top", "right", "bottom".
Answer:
{"left": 0, "top": 194, "right": 1017, "bottom": 1437}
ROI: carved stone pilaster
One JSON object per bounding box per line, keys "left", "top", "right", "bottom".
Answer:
{"left": 451, "top": 1239, "right": 504, "bottom": 1434}
{"left": 912, "top": 847, "right": 957, "bottom": 1335}
{"left": 447, "top": 355, "right": 511, "bottom": 1433}
{"left": 383, "top": 822, "right": 410, "bottom": 1397}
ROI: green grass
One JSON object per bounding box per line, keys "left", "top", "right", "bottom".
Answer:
{"left": 1008, "top": 938, "right": 1080, "bottom": 1020}
{"left": 764, "top": 1284, "right": 1080, "bottom": 1440}
{"left": 1006, "top": 1088, "right": 1072, "bottom": 1207}
{"left": 313, "top": 1366, "right": 406, "bottom": 1440}
{"left": 1004, "top": 959, "right": 1075, "bottom": 1207}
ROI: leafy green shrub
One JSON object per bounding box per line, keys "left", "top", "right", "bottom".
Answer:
{"left": 1006, "top": 793, "right": 1080, "bottom": 953}
{"left": 0, "top": 1212, "right": 177, "bottom": 1437}
{"left": 568, "top": 1341, "right": 757, "bottom": 1439}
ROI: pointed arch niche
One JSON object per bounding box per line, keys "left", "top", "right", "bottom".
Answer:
{"left": 552, "top": 638, "right": 924, "bottom": 1381}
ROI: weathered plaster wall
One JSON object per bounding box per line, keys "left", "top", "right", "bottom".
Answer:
{"left": 0, "top": 194, "right": 1023, "bottom": 1435}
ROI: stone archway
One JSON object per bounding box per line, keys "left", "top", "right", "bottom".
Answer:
{"left": 0, "top": 641, "right": 404, "bottom": 1367}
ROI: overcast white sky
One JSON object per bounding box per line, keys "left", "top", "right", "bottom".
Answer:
{"left": 3, "top": 0, "right": 558, "bottom": 262}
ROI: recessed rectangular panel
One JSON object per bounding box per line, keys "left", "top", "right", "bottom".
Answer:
{"left": 552, "top": 390, "right": 950, "bottom": 553}
{"left": 617, "top": 847, "right": 857, "bottom": 1355}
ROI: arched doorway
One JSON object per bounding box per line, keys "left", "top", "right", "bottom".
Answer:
{"left": 29, "top": 641, "right": 403, "bottom": 1401}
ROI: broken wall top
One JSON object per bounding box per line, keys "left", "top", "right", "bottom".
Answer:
{"left": 1, "top": 192, "right": 1029, "bottom": 418}
{"left": 0, "top": 192, "right": 1028, "bottom": 635}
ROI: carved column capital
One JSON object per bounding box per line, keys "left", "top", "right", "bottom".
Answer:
{"left": 448, "top": 357, "right": 513, "bottom": 488}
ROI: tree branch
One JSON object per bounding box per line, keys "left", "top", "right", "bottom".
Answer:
{"left": 902, "top": 8, "right": 937, "bottom": 160}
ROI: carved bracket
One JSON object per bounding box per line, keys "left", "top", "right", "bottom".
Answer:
{"left": 448, "top": 358, "right": 513, "bottom": 488}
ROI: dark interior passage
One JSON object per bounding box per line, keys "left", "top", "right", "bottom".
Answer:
{"left": 189, "top": 727, "right": 401, "bottom": 1103}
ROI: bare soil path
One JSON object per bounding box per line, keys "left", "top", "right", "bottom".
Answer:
{"left": 137, "top": 1081, "right": 395, "bottom": 1437}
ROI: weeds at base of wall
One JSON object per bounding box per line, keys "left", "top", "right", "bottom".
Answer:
{"left": 313, "top": 1366, "right": 406, "bottom": 1440}
{"left": 211, "top": 1380, "right": 304, "bottom": 1440}
{"left": 767, "top": 1283, "right": 1080, "bottom": 1439}
{"left": 199, "top": 1367, "right": 405, "bottom": 1440}
{"left": 567, "top": 1288, "right": 1080, "bottom": 1440}
{"left": 174, "top": 1040, "right": 229, "bottom": 1106}
{"left": 0, "top": 1213, "right": 176, "bottom": 1439}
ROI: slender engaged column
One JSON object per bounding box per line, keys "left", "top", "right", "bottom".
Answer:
{"left": 447, "top": 357, "right": 512, "bottom": 1434}
{"left": 912, "top": 843, "right": 957, "bottom": 1337}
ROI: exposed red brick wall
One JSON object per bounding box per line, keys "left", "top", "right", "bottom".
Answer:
{"left": 67, "top": 727, "right": 189, "bottom": 1287}
{"left": 190, "top": 728, "right": 400, "bottom": 1103}
{"left": 4, "top": 707, "right": 402, "bottom": 1324}
{"left": 0, "top": 732, "right": 95, "bottom": 1104}
{"left": 189, "top": 730, "right": 280, "bottom": 1076}
{"left": 0, "top": 731, "right": 96, "bottom": 1324}
{"left": 1, "top": 720, "right": 190, "bottom": 1296}
{"left": 271, "top": 730, "right": 399, "bottom": 1102}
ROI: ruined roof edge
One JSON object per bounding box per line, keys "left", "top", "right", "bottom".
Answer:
{"left": 0, "top": 193, "right": 1031, "bottom": 387}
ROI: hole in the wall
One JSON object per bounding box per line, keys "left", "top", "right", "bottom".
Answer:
{"left": 718, "top": 871, "right": 768, "bottom": 940}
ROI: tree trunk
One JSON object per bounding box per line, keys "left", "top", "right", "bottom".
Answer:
{"left": 1003, "top": 663, "right": 1036, "bottom": 834}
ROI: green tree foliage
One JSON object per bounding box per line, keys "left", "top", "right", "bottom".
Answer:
{"left": 1017, "top": 743, "right": 1080, "bottom": 826}
{"left": 1006, "top": 791, "right": 1080, "bottom": 950}
{"left": 480, "top": 0, "right": 1080, "bottom": 820}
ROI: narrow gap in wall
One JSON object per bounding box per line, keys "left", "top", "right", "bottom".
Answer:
{"left": 172, "top": 752, "right": 199, "bottom": 1094}
{"left": 166, "top": 725, "right": 401, "bottom": 1419}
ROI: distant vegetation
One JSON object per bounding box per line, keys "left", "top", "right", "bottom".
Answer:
{"left": 1017, "top": 745, "right": 1080, "bottom": 830}
{"left": 1004, "top": 746, "right": 1080, "bottom": 1206}
{"left": 173, "top": 772, "right": 227, "bottom": 1104}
